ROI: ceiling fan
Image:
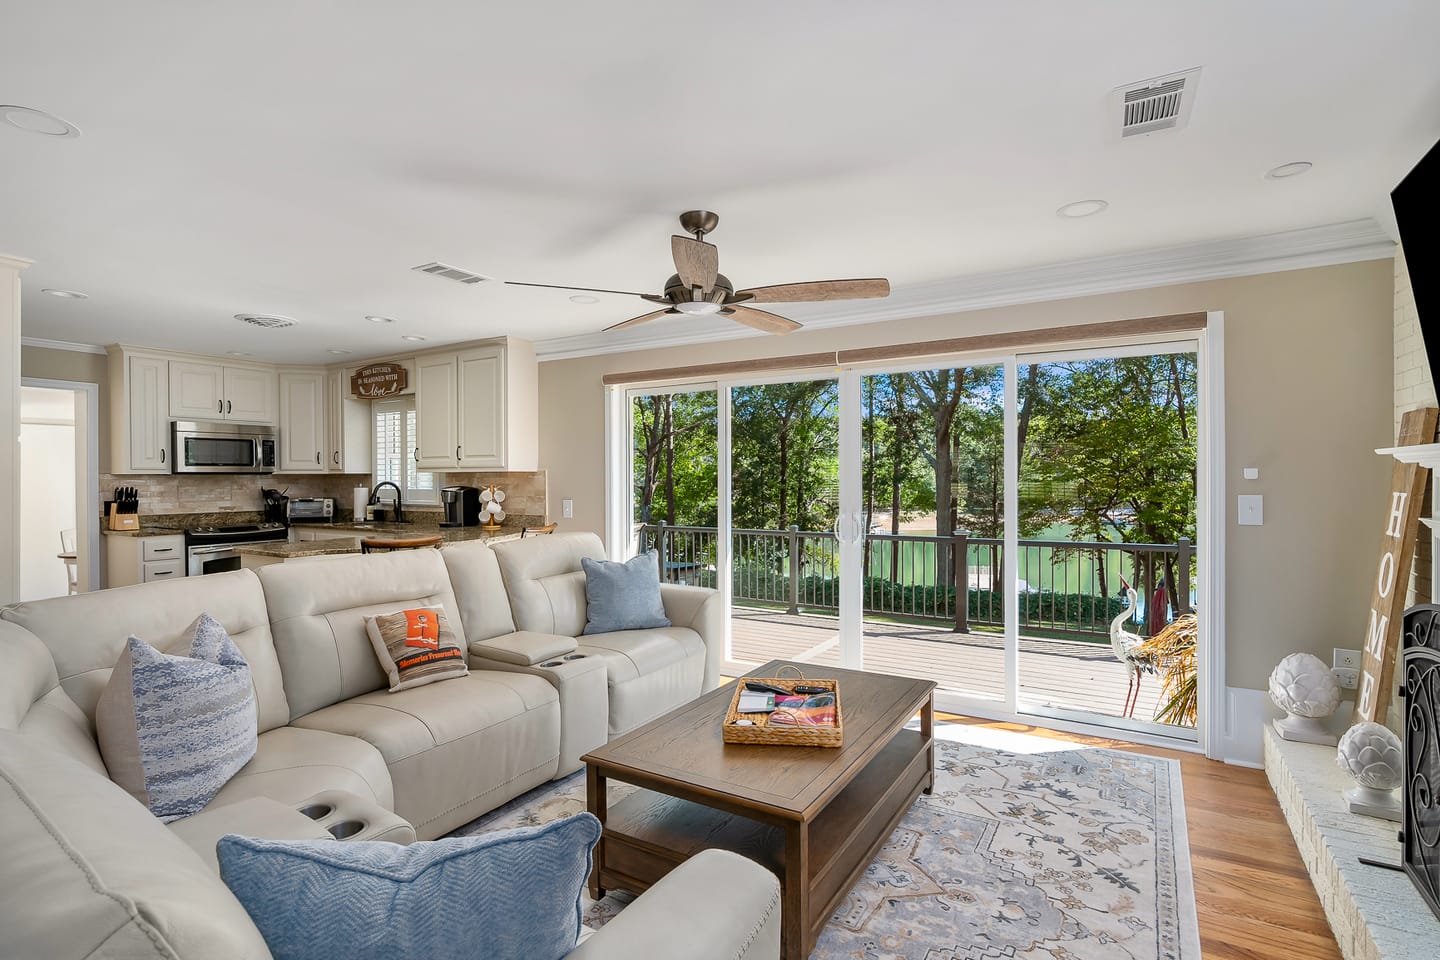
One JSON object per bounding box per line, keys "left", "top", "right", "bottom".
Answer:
{"left": 505, "top": 210, "right": 890, "bottom": 334}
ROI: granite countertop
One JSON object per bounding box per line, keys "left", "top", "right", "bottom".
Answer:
{"left": 306, "top": 520, "right": 527, "bottom": 544}
{"left": 101, "top": 525, "right": 187, "bottom": 538}
{"left": 237, "top": 540, "right": 363, "bottom": 559}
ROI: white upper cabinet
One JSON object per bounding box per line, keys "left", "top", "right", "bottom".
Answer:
{"left": 224, "top": 367, "right": 277, "bottom": 423}
{"left": 169, "top": 361, "right": 225, "bottom": 420}
{"left": 327, "top": 369, "right": 371, "bottom": 473}
{"left": 278, "top": 371, "right": 326, "bottom": 472}
{"left": 413, "top": 339, "right": 536, "bottom": 471}
{"left": 414, "top": 354, "right": 459, "bottom": 470}
{"left": 110, "top": 350, "right": 170, "bottom": 474}
{"left": 168, "top": 360, "right": 277, "bottom": 424}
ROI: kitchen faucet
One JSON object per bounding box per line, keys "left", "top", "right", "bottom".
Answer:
{"left": 368, "top": 481, "right": 405, "bottom": 523}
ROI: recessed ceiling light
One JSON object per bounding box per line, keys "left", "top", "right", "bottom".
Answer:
{"left": 0, "top": 105, "right": 81, "bottom": 138}
{"left": 226, "top": 351, "right": 253, "bottom": 358}
{"left": 1057, "top": 199, "right": 1109, "bottom": 219}
{"left": 365, "top": 315, "right": 395, "bottom": 323}
{"left": 401, "top": 335, "right": 426, "bottom": 342}
{"left": 1265, "top": 161, "right": 1313, "bottom": 180}
{"left": 327, "top": 348, "right": 353, "bottom": 355}
{"left": 41, "top": 288, "right": 89, "bottom": 299}
{"left": 569, "top": 295, "right": 600, "bottom": 304}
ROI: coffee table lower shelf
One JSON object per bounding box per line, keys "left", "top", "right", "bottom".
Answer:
{"left": 590, "top": 728, "right": 933, "bottom": 960}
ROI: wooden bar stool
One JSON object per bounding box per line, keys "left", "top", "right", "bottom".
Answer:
{"left": 360, "top": 534, "right": 443, "bottom": 554}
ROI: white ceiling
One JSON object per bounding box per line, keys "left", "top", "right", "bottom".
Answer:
{"left": 3, "top": 1, "right": 1439, "bottom": 363}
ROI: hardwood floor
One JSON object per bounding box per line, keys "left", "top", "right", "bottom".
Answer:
{"left": 944, "top": 715, "right": 1342, "bottom": 960}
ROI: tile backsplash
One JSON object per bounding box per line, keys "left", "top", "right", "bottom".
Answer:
{"left": 99, "top": 470, "right": 548, "bottom": 520}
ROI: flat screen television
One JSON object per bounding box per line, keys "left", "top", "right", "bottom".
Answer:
{"left": 1393, "top": 138, "right": 1440, "bottom": 395}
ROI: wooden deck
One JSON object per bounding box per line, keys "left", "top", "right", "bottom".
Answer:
{"left": 729, "top": 607, "right": 1171, "bottom": 725}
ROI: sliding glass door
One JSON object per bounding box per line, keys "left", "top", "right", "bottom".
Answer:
{"left": 621, "top": 330, "right": 1209, "bottom": 745}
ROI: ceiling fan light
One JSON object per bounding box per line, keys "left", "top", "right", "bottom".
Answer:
{"left": 673, "top": 301, "right": 723, "bottom": 316}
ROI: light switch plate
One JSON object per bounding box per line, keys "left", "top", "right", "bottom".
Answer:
{"left": 1238, "top": 494, "right": 1263, "bottom": 525}
{"left": 562, "top": 499, "right": 574, "bottom": 519}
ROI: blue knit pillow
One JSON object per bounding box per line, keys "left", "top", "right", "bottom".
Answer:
{"left": 96, "top": 613, "right": 257, "bottom": 822}
{"left": 581, "top": 552, "right": 670, "bottom": 634}
{"left": 217, "top": 813, "right": 602, "bottom": 960}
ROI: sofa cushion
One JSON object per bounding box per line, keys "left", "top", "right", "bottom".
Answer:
{"left": 259, "top": 550, "right": 467, "bottom": 719}
{"left": 1, "top": 569, "right": 291, "bottom": 735}
{"left": 97, "top": 616, "right": 259, "bottom": 822}
{"left": 0, "top": 729, "right": 273, "bottom": 960}
{"left": 365, "top": 606, "right": 468, "bottom": 692}
{"left": 581, "top": 552, "right": 670, "bottom": 634}
{"left": 291, "top": 671, "right": 560, "bottom": 839}
{"left": 0, "top": 619, "right": 107, "bottom": 774}
{"left": 207, "top": 726, "right": 394, "bottom": 813}
{"left": 491, "top": 532, "right": 606, "bottom": 635}
{"left": 470, "top": 630, "right": 577, "bottom": 666}
{"left": 217, "top": 813, "right": 601, "bottom": 960}
{"left": 577, "top": 627, "right": 706, "bottom": 684}
{"left": 440, "top": 539, "right": 518, "bottom": 642}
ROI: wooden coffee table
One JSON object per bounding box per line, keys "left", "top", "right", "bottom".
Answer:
{"left": 583, "top": 660, "right": 935, "bottom": 960}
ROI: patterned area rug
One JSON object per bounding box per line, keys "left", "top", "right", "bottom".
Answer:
{"left": 454, "top": 738, "right": 1200, "bottom": 960}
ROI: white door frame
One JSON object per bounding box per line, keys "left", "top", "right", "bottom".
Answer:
{"left": 21, "top": 377, "right": 100, "bottom": 593}
{"left": 602, "top": 315, "right": 1228, "bottom": 759}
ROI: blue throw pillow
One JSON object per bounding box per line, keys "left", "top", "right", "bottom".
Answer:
{"left": 217, "top": 813, "right": 602, "bottom": 960}
{"left": 581, "top": 552, "right": 671, "bottom": 634}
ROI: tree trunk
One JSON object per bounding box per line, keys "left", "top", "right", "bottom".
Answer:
{"left": 662, "top": 396, "right": 676, "bottom": 525}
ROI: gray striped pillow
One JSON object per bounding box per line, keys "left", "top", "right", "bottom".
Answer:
{"left": 96, "top": 614, "right": 258, "bottom": 822}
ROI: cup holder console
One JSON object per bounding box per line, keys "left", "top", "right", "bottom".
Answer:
{"left": 562, "top": 654, "right": 586, "bottom": 661}
{"left": 327, "top": 820, "right": 366, "bottom": 840}
{"left": 540, "top": 659, "right": 564, "bottom": 668}
{"left": 298, "top": 803, "right": 334, "bottom": 821}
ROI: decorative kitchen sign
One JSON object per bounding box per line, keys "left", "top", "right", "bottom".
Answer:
{"left": 1356, "top": 406, "right": 1439, "bottom": 723}
{"left": 350, "top": 362, "right": 408, "bottom": 399}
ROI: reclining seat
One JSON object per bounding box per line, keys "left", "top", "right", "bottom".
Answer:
{"left": 259, "top": 549, "right": 560, "bottom": 839}
{"left": 1, "top": 570, "right": 393, "bottom": 811}
{"left": 489, "top": 532, "right": 722, "bottom": 737}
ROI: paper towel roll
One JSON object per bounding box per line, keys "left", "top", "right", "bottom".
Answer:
{"left": 354, "top": 486, "right": 369, "bottom": 519}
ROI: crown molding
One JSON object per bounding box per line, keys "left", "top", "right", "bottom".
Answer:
{"left": 0, "top": 253, "right": 35, "bottom": 271}
{"left": 20, "top": 336, "right": 107, "bottom": 355}
{"left": 534, "top": 218, "right": 1396, "bottom": 361}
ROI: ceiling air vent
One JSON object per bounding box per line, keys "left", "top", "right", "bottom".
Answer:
{"left": 1113, "top": 68, "right": 1200, "bottom": 139}
{"left": 411, "top": 261, "right": 493, "bottom": 285}
{"left": 234, "top": 313, "right": 297, "bottom": 329}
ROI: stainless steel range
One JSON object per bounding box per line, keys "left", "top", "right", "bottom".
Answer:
{"left": 185, "top": 522, "right": 289, "bottom": 577}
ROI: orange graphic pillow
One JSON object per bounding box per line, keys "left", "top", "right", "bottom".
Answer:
{"left": 364, "top": 606, "right": 468, "bottom": 692}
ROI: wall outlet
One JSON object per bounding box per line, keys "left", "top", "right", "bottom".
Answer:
{"left": 562, "top": 499, "right": 574, "bottom": 519}
{"left": 1333, "top": 647, "right": 1361, "bottom": 670}
{"left": 1333, "top": 666, "right": 1360, "bottom": 690}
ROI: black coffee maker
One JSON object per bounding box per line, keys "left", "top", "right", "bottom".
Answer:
{"left": 440, "top": 486, "right": 481, "bottom": 527}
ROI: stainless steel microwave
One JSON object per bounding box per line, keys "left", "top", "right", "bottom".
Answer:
{"left": 172, "top": 421, "right": 277, "bottom": 474}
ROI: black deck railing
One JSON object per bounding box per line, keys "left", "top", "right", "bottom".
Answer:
{"left": 637, "top": 523, "right": 1194, "bottom": 642}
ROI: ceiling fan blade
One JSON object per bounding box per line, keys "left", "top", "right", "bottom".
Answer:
{"left": 722, "top": 305, "right": 802, "bottom": 335}
{"left": 604, "top": 309, "right": 676, "bottom": 333}
{"left": 732, "top": 278, "right": 891, "bottom": 303}
{"left": 671, "top": 236, "right": 719, "bottom": 291}
{"left": 504, "top": 280, "right": 657, "bottom": 299}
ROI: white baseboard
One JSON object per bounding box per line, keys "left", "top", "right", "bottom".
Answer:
{"left": 1221, "top": 685, "right": 1356, "bottom": 766}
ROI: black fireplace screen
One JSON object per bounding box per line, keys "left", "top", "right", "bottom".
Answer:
{"left": 1401, "top": 603, "right": 1440, "bottom": 920}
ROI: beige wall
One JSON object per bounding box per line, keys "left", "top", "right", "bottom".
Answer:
{"left": 0, "top": 258, "right": 27, "bottom": 603}
{"left": 539, "top": 259, "right": 1395, "bottom": 691}
{"left": 20, "top": 345, "right": 109, "bottom": 466}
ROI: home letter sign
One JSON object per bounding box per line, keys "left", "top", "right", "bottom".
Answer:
{"left": 350, "top": 363, "right": 408, "bottom": 399}
{"left": 1356, "top": 406, "right": 1439, "bottom": 723}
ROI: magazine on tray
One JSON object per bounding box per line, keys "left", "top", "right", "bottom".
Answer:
{"left": 768, "top": 692, "right": 837, "bottom": 727}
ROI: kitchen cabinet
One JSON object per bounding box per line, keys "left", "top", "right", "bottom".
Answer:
{"left": 278, "top": 371, "right": 326, "bottom": 472}
{"left": 327, "top": 369, "right": 372, "bottom": 473}
{"left": 105, "top": 534, "right": 185, "bottom": 588}
{"left": 414, "top": 339, "right": 536, "bottom": 470}
{"left": 108, "top": 349, "right": 170, "bottom": 474}
{"left": 169, "top": 361, "right": 277, "bottom": 424}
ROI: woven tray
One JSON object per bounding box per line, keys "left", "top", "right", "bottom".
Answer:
{"left": 722, "top": 668, "right": 843, "bottom": 748}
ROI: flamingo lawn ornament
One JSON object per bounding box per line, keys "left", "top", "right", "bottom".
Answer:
{"left": 1110, "top": 576, "right": 1157, "bottom": 718}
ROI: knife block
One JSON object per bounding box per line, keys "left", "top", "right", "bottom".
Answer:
{"left": 108, "top": 503, "right": 139, "bottom": 531}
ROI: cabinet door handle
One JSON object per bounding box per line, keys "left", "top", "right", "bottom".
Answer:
{"left": 456, "top": 444, "right": 462, "bottom": 462}
{"left": 316, "top": 451, "right": 321, "bottom": 464}
{"left": 152, "top": 547, "right": 174, "bottom": 553}
{"left": 219, "top": 400, "right": 224, "bottom": 414}
{"left": 226, "top": 400, "right": 232, "bottom": 414}
{"left": 413, "top": 447, "right": 418, "bottom": 462}
{"left": 160, "top": 448, "right": 166, "bottom": 463}
{"left": 151, "top": 571, "right": 174, "bottom": 577}
{"left": 333, "top": 451, "right": 339, "bottom": 465}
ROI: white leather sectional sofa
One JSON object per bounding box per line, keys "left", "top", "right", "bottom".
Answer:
{"left": 0, "top": 533, "right": 778, "bottom": 960}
